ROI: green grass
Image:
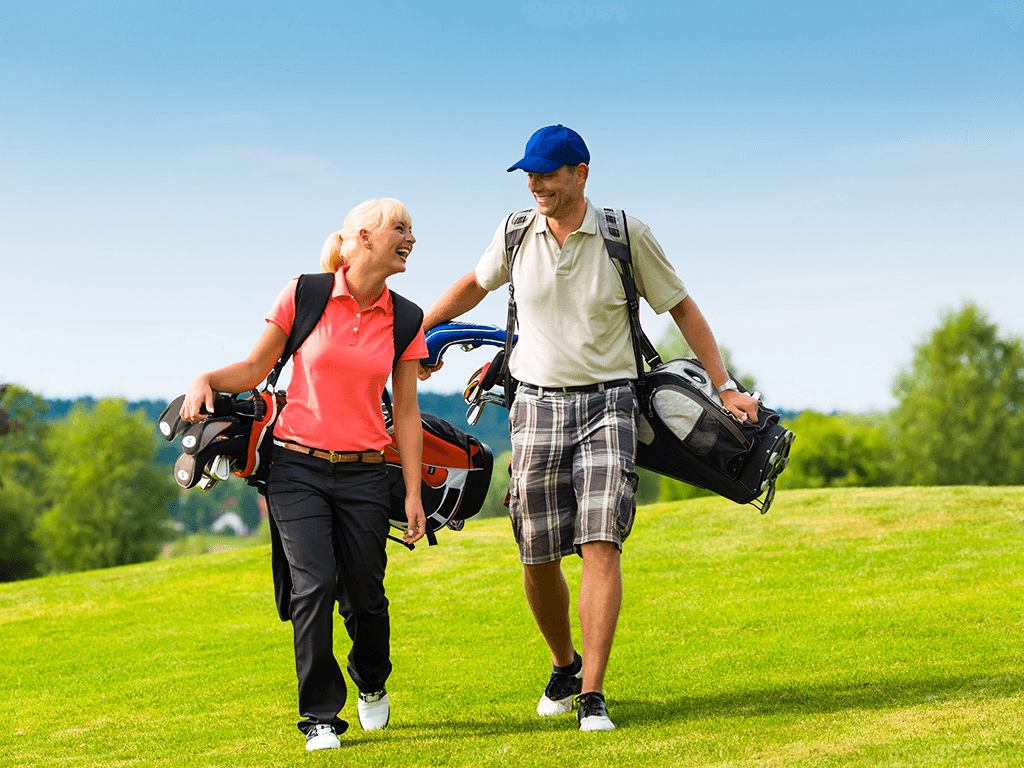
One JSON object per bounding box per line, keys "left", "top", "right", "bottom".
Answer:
{"left": 2, "top": 487, "right": 1023, "bottom": 767}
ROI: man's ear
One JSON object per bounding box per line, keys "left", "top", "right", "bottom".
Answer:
{"left": 575, "top": 163, "right": 589, "bottom": 186}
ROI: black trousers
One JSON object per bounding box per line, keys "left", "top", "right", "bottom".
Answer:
{"left": 266, "top": 448, "right": 392, "bottom": 733}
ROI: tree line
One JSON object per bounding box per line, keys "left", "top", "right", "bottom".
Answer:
{"left": 2, "top": 302, "right": 1021, "bottom": 582}
{"left": 657, "top": 302, "right": 1024, "bottom": 501}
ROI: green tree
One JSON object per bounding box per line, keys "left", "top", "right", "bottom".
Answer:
{"left": 35, "top": 399, "right": 177, "bottom": 573}
{"left": 170, "top": 476, "right": 263, "bottom": 534}
{"left": 892, "top": 304, "right": 1024, "bottom": 485}
{"left": 0, "top": 385, "right": 50, "bottom": 581}
{"left": 658, "top": 475, "right": 714, "bottom": 503}
{"left": 777, "top": 411, "right": 896, "bottom": 489}
{"left": 635, "top": 466, "right": 662, "bottom": 506}
{"left": 478, "top": 450, "right": 512, "bottom": 519}
{"left": 655, "top": 325, "right": 758, "bottom": 393}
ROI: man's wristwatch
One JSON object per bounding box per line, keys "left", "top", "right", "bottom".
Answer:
{"left": 717, "top": 378, "right": 739, "bottom": 394}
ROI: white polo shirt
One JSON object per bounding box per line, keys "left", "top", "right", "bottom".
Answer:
{"left": 475, "top": 199, "right": 687, "bottom": 387}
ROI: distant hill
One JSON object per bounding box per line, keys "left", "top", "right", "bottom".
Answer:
{"left": 44, "top": 393, "right": 511, "bottom": 456}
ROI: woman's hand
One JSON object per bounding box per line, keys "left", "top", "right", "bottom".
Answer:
{"left": 403, "top": 496, "right": 427, "bottom": 544}
{"left": 178, "top": 323, "right": 289, "bottom": 424}
{"left": 180, "top": 374, "right": 216, "bottom": 423}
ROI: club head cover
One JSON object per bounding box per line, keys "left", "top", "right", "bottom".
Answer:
{"left": 180, "top": 418, "right": 240, "bottom": 455}
{"left": 173, "top": 451, "right": 203, "bottom": 489}
{"left": 157, "top": 395, "right": 189, "bottom": 441}
{"left": 479, "top": 349, "right": 505, "bottom": 391}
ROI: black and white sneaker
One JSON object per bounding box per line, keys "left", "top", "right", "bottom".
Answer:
{"left": 576, "top": 692, "right": 615, "bottom": 731}
{"left": 537, "top": 659, "right": 584, "bottom": 716}
{"left": 305, "top": 723, "right": 341, "bottom": 751}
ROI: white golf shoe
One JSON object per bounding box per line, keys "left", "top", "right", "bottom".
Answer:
{"left": 357, "top": 690, "right": 390, "bottom": 731}
{"left": 305, "top": 723, "right": 341, "bottom": 751}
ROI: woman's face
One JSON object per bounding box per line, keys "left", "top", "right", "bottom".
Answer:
{"left": 364, "top": 214, "right": 415, "bottom": 275}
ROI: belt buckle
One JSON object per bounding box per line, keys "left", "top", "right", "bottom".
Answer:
{"left": 328, "top": 451, "right": 347, "bottom": 463}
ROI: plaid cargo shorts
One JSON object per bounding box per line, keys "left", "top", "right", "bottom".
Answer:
{"left": 507, "top": 382, "right": 639, "bottom": 565}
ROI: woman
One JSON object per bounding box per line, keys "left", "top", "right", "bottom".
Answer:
{"left": 181, "top": 198, "right": 428, "bottom": 751}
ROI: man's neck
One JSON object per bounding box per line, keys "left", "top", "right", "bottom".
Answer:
{"left": 544, "top": 199, "right": 588, "bottom": 248}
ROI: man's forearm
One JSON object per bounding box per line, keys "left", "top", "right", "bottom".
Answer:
{"left": 668, "top": 296, "right": 731, "bottom": 389}
{"left": 423, "top": 271, "right": 489, "bottom": 330}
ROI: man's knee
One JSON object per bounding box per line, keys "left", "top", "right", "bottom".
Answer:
{"left": 579, "top": 541, "right": 621, "bottom": 575}
{"left": 524, "top": 559, "right": 564, "bottom": 590}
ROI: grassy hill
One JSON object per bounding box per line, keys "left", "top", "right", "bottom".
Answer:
{"left": 2, "top": 487, "right": 1022, "bottom": 767}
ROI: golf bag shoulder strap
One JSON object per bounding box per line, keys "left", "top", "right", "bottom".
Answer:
{"left": 596, "top": 207, "right": 662, "bottom": 380}
{"left": 389, "top": 288, "right": 424, "bottom": 369}
{"left": 380, "top": 288, "right": 425, "bottom": 431}
{"left": 267, "top": 272, "right": 335, "bottom": 389}
{"left": 499, "top": 208, "right": 537, "bottom": 405}
{"left": 504, "top": 208, "right": 537, "bottom": 270}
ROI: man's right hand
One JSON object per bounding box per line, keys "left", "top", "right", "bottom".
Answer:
{"left": 417, "top": 360, "right": 443, "bottom": 381}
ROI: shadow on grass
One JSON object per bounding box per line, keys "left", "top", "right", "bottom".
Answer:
{"left": 366, "top": 674, "right": 1024, "bottom": 739}
{"left": 619, "top": 673, "right": 1024, "bottom": 725}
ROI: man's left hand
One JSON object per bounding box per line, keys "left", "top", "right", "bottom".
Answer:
{"left": 721, "top": 390, "right": 759, "bottom": 424}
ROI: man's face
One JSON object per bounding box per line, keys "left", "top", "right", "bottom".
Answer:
{"left": 526, "top": 165, "right": 584, "bottom": 219}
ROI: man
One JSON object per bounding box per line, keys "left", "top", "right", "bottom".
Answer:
{"left": 421, "top": 125, "right": 758, "bottom": 731}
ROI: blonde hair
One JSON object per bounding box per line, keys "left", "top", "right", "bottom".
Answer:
{"left": 320, "top": 197, "right": 411, "bottom": 273}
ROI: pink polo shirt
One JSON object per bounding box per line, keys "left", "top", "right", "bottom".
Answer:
{"left": 265, "top": 268, "right": 427, "bottom": 452}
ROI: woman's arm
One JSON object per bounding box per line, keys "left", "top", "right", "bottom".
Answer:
{"left": 392, "top": 357, "right": 427, "bottom": 544}
{"left": 180, "top": 322, "right": 288, "bottom": 422}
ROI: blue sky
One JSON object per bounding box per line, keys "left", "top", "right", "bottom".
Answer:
{"left": 2, "top": 1, "right": 1022, "bottom": 413}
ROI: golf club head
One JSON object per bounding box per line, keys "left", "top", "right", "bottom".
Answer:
{"left": 207, "top": 454, "right": 232, "bottom": 482}
{"left": 196, "top": 473, "right": 220, "bottom": 491}
{"left": 466, "top": 401, "right": 485, "bottom": 426}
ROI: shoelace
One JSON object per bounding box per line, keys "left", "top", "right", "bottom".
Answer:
{"left": 575, "top": 693, "right": 606, "bottom": 717}
{"left": 309, "top": 724, "right": 334, "bottom": 739}
{"left": 360, "top": 690, "right": 386, "bottom": 704}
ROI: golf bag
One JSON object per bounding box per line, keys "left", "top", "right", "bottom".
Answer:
{"left": 383, "top": 413, "right": 494, "bottom": 544}
{"left": 598, "top": 207, "right": 794, "bottom": 513}
{"left": 634, "top": 358, "right": 794, "bottom": 512}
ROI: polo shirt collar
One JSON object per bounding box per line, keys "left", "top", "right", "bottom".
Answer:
{"left": 533, "top": 197, "right": 600, "bottom": 238}
{"left": 332, "top": 266, "right": 392, "bottom": 313}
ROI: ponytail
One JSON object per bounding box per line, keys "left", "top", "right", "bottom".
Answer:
{"left": 320, "top": 231, "right": 345, "bottom": 273}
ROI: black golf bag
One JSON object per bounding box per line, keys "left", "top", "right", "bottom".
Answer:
{"left": 634, "top": 358, "right": 793, "bottom": 513}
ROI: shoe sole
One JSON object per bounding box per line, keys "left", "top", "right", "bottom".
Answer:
{"left": 537, "top": 693, "right": 575, "bottom": 716}
{"left": 305, "top": 737, "right": 341, "bottom": 751}
{"left": 579, "top": 715, "right": 616, "bottom": 731}
{"left": 537, "top": 667, "right": 584, "bottom": 716}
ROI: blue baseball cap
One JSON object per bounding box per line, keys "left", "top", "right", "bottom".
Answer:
{"left": 507, "top": 125, "right": 590, "bottom": 173}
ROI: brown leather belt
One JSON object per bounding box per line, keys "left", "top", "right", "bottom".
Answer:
{"left": 273, "top": 439, "right": 385, "bottom": 464}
